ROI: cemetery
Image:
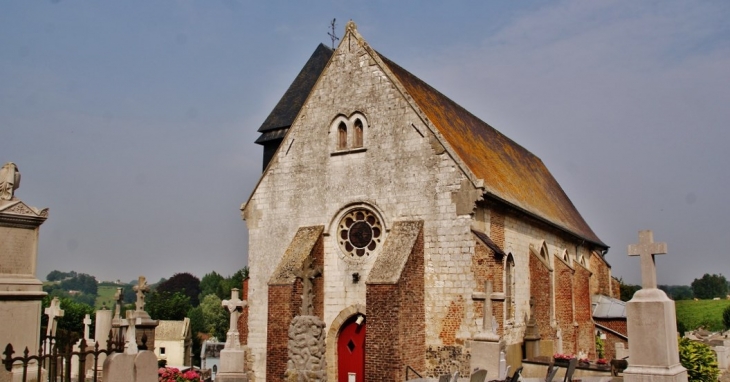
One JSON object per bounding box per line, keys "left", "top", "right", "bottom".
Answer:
{"left": 0, "top": 18, "right": 727, "bottom": 382}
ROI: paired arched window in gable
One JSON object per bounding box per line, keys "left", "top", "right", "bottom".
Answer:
{"left": 338, "top": 122, "right": 348, "bottom": 150}
{"left": 353, "top": 118, "right": 363, "bottom": 148}
{"left": 331, "top": 113, "right": 368, "bottom": 153}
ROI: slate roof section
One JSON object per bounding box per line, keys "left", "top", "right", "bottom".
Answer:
{"left": 591, "top": 294, "right": 626, "bottom": 318}
{"left": 155, "top": 318, "right": 190, "bottom": 341}
{"left": 256, "top": 44, "right": 334, "bottom": 140}
{"left": 471, "top": 229, "right": 506, "bottom": 258}
{"left": 268, "top": 225, "right": 324, "bottom": 285}
{"left": 367, "top": 220, "right": 423, "bottom": 284}
{"left": 379, "top": 54, "right": 605, "bottom": 247}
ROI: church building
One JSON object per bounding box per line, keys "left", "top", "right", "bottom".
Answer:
{"left": 241, "top": 21, "right": 621, "bottom": 382}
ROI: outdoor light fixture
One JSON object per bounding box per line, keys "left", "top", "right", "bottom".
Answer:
{"left": 352, "top": 272, "right": 360, "bottom": 283}
{"left": 355, "top": 315, "right": 364, "bottom": 326}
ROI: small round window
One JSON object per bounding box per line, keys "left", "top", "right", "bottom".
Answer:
{"left": 338, "top": 209, "right": 382, "bottom": 257}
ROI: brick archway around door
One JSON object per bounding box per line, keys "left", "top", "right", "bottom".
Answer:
{"left": 326, "top": 304, "right": 366, "bottom": 382}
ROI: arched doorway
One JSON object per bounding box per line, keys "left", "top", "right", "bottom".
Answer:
{"left": 337, "top": 314, "right": 366, "bottom": 382}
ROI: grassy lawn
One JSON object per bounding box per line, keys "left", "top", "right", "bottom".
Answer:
{"left": 95, "top": 285, "right": 118, "bottom": 310}
{"left": 675, "top": 299, "right": 730, "bottom": 332}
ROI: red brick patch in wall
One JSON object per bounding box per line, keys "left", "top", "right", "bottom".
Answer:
{"left": 238, "top": 278, "right": 249, "bottom": 345}
{"left": 439, "top": 295, "right": 465, "bottom": 346}
{"left": 471, "top": 236, "right": 504, "bottom": 335}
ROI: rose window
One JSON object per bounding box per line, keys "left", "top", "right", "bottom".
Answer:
{"left": 338, "top": 209, "right": 382, "bottom": 257}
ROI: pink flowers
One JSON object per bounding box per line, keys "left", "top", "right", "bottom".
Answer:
{"left": 596, "top": 358, "right": 608, "bottom": 365}
{"left": 158, "top": 367, "right": 200, "bottom": 382}
{"left": 553, "top": 353, "right": 575, "bottom": 361}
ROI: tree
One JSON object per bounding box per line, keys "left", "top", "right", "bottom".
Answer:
{"left": 146, "top": 291, "right": 191, "bottom": 320}
{"left": 156, "top": 273, "right": 201, "bottom": 306}
{"left": 199, "top": 271, "right": 225, "bottom": 299}
{"left": 188, "top": 306, "right": 205, "bottom": 366}
{"left": 723, "top": 305, "right": 730, "bottom": 331}
{"left": 659, "top": 285, "right": 694, "bottom": 300}
{"left": 200, "top": 294, "right": 228, "bottom": 341}
{"left": 691, "top": 274, "right": 728, "bottom": 299}
{"left": 618, "top": 278, "right": 641, "bottom": 302}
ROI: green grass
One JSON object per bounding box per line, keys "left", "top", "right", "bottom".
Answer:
{"left": 675, "top": 299, "right": 730, "bottom": 332}
{"left": 95, "top": 285, "right": 118, "bottom": 310}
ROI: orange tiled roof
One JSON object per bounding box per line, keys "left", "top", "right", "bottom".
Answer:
{"left": 380, "top": 55, "right": 605, "bottom": 247}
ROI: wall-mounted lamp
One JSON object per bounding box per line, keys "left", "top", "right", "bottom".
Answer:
{"left": 352, "top": 272, "right": 360, "bottom": 283}
{"left": 355, "top": 315, "right": 365, "bottom": 326}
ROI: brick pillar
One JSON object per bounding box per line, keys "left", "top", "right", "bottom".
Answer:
{"left": 238, "top": 278, "right": 249, "bottom": 345}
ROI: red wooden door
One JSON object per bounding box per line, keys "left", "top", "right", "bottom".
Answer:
{"left": 337, "top": 315, "right": 366, "bottom": 382}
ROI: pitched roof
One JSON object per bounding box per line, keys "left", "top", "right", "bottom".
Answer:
{"left": 591, "top": 294, "right": 626, "bottom": 318}
{"left": 255, "top": 44, "right": 334, "bottom": 144}
{"left": 378, "top": 54, "right": 605, "bottom": 247}
{"left": 155, "top": 318, "right": 190, "bottom": 341}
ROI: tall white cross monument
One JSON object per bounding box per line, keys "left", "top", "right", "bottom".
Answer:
{"left": 623, "top": 230, "right": 687, "bottom": 382}
{"left": 217, "top": 288, "right": 248, "bottom": 382}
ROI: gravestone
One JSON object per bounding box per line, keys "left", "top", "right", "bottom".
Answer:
{"left": 0, "top": 163, "right": 48, "bottom": 381}
{"left": 623, "top": 230, "right": 687, "bottom": 382}
{"left": 285, "top": 257, "right": 326, "bottom": 382}
{"left": 94, "top": 309, "right": 113, "bottom": 379}
{"left": 470, "top": 280, "right": 504, "bottom": 377}
{"left": 217, "top": 288, "right": 248, "bottom": 382}
{"left": 72, "top": 314, "right": 96, "bottom": 381}
{"left": 131, "top": 276, "right": 158, "bottom": 351}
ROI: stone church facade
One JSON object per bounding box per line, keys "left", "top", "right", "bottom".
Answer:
{"left": 241, "top": 21, "right": 620, "bottom": 382}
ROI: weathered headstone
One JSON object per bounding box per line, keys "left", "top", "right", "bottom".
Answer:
{"left": 285, "top": 257, "right": 326, "bottom": 382}
{"left": 217, "top": 288, "right": 249, "bottom": 382}
{"left": 0, "top": 163, "right": 48, "bottom": 381}
{"left": 623, "top": 230, "right": 687, "bottom": 382}
{"left": 72, "top": 314, "right": 96, "bottom": 381}
{"left": 94, "top": 309, "right": 113, "bottom": 379}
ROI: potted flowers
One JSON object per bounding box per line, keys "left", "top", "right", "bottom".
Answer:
{"left": 596, "top": 358, "right": 609, "bottom": 370}
{"left": 553, "top": 353, "right": 574, "bottom": 366}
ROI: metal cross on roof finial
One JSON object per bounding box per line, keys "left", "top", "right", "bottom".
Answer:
{"left": 328, "top": 18, "right": 339, "bottom": 50}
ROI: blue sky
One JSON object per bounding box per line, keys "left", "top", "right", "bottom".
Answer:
{"left": 1, "top": 1, "right": 729, "bottom": 285}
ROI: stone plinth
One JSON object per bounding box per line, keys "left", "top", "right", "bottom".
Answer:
{"left": 469, "top": 340, "right": 502, "bottom": 377}
{"left": 286, "top": 315, "right": 326, "bottom": 382}
{"left": 0, "top": 183, "right": 48, "bottom": 382}
{"left": 217, "top": 347, "right": 249, "bottom": 382}
{"left": 624, "top": 288, "right": 687, "bottom": 382}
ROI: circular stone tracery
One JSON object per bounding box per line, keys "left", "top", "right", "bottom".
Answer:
{"left": 338, "top": 209, "right": 382, "bottom": 257}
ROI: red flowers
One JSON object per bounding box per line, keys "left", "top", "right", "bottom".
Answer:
{"left": 158, "top": 367, "right": 200, "bottom": 382}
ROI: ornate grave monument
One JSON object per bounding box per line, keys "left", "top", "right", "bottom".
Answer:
{"left": 0, "top": 162, "right": 48, "bottom": 380}
{"left": 285, "top": 257, "right": 326, "bottom": 382}
{"left": 623, "top": 230, "right": 687, "bottom": 382}
{"left": 217, "top": 288, "right": 248, "bottom": 382}
{"left": 132, "top": 276, "right": 158, "bottom": 350}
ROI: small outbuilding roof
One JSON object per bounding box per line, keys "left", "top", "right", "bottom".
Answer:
{"left": 591, "top": 294, "right": 626, "bottom": 319}
{"left": 155, "top": 318, "right": 191, "bottom": 341}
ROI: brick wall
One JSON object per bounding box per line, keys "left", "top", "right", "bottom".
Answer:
{"left": 594, "top": 318, "right": 627, "bottom": 360}
{"left": 266, "top": 281, "right": 302, "bottom": 382}
{"left": 364, "top": 228, "right": 425, "bottom": 382}
{"left": 589, "top": 253, "right": 611, "bottom": 297}
{"left": 529, "top": 251, "right": 553, "bottom": 341}
{"left": 471, "top": 238, "right": 504, "bottom": 335}
{"left": 553, "top": 257, "right": 575, "bottom": 353}
{"left": 238, "top": 278, "right": 249, "bottom": 345}
{"left": 573, "top": 262, "right": 595, "bottom": 358}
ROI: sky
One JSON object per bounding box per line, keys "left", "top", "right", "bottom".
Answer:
{"left": 1, "top": 1, "right": 728, "bottom": 286}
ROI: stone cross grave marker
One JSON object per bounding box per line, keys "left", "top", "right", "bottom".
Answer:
{"left": 113, "top": 287, "right": 123, "bottom": 320}
{"left": 83, "top": 314, "right": 92, "bottom": 340}
{"left": 293, "top": 256, "right": 321, "bottom": 316}
{"left": 45, "top": 297, "right": 65, "bottom": 336}
{"left": 133, "top": 276, "right": 150, "bottom": 312}
{"left": 471, "top": 280, "right": 494, "bottom": 334}
{"left": 628, "top": 230, "right": 667, "bottom": 289}
{"left": 124, "top": 310, "right": 141, "bottom": 354}
{"left": 222, "top": 288, "right": 247, "bottom": 348}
